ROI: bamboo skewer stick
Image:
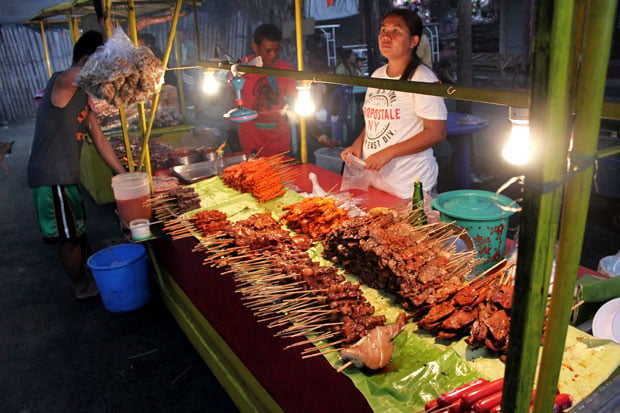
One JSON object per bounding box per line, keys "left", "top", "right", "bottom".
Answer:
{"left": 301, "top": 338, "right": 345, "bottom": 354}
{"left": 276, "top": 322, "right": 343, "bottom": 337}
{"left": 301, "top": 344, "right": 345, "bottom": 358}
{"left": 268, "top": 311, "right": 331, "bottom": 328}
{"left": 336, "top": 360, "right": 354, "bottom": 373}
{"left": 463, "top": 259, "right": 508, "bottom": 287}
{"left": 285, "top": 333, "right": 340, "bottom": 351}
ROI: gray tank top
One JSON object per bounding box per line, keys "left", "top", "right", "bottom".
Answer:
{"left": 28, "top": 72, "right": 91, "bottom": 187}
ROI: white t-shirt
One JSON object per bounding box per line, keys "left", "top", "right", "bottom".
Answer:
{"left": 362, "top": 63, "right": 447, "bottom": 198}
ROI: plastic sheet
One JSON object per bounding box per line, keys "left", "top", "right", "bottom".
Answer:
{"left": 598, "top": 250, "right": 620, "bottom": 277}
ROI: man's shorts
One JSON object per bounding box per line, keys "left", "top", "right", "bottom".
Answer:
{"left": 31, "top": 185, "right": 86, "bottom": 243}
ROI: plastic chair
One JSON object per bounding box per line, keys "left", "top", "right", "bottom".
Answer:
{"left": 318, "top": 85, "right": 353, "bottom": 145}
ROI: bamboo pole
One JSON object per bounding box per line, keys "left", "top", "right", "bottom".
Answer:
{"left": 502, "top": 0, "right": 577, "bottom": 412}
{"left": 294, "top": 0, "right": 307, "bottom": 163}
{"left": 192, "top": 0, "right": 200, "bottom": 59}
{"left": 100, "top": 0, "right": 134, "bottom": 173}
{"left": 597, "top": 145, "right": 620, "bottom": 158}
{"left": 114, "top": 1, "right": 135, "bottom": 173}
{"left": 66, "top": 13, "right": 75, "bottom": 43}
{"left": 534, "top": 0, "right": 618, "bottom": 411}
{"left": 72, "top": 17, "right": 80, "bottom": 42}
{"left": 39, "top": 21, "right": 52, "bottom": 78}
{"left": 126, "top": 0, "right": 151, "bottom": 184}
{"left": 176, "top": 34, "right": 188, "bottom": 121}
{"left": 104, "top": 0, "right": 112, "bottom": 36}
{"left": 196, "top": 61, "right": 620, "bottom": 120}
{"left": 138, "top": 0, "right": 184, "bottom": 173}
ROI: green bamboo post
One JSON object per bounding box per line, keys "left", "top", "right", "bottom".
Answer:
{"left": 598, "top": 146, "right": 620, "bottom": 158}
{"left": 534, "top": 0, "right": 618, "bottom": 411}
{"left": 501, "top": 0, "right": 577, "bottom": 412}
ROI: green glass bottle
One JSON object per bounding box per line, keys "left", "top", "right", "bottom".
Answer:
{"left": 412, "top": 179, "right": 427, "bottom": 225}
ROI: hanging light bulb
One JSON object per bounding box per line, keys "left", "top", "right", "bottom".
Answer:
{"left": 202, "top": 70, "right": 219, "bottom": 95}
{"left": 502, "top": 107, "right": 530, "bottom": 165}
{"left": 294, "top": 82, "right": 315, "bottom": 116}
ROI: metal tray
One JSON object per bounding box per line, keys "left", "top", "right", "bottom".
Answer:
{"left": 222, "top": 153, "right": 248, "bottom": 167}
{"left": 172, "top": 154, "right": 248, "bottom": 184}
{"left": 172, "top": 160, "right": 218, "bottom": 183}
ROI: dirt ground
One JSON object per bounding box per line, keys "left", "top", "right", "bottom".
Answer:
{"left": 0, "top": 102, "right": 618, "bottom": 410}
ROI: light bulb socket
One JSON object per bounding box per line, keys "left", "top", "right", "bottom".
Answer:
{"left": 509, "top": 106, "right": 529, "bottom": 124}
{"left": 295, "top": 79, "right": 313, "bottom": 91}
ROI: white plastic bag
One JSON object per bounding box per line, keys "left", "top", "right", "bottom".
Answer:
{"left": 598, "top": 250, "right": 620, "bottom": 277}
{"left": 340, "top": 154, "right": 371, "bottom": 192}
{"left": 309, "top": 172, "right": 327, "bottom": 197}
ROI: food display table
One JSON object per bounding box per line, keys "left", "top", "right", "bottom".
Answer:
{"left": 148, "top": 163, "right": 620, "bottom": 412}
{"left": 149, "top": 164, "right": 406, "bottom": 412}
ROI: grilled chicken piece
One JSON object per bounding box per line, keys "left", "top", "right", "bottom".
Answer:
{"left": 339, "top": 312, "right": 407, "bottom": 370}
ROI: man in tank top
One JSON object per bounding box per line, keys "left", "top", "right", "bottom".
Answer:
{"left": 27, "top": 30, "right": 125, "bottom": 300}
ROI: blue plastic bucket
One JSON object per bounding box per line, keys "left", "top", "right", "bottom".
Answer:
{"left": 87, "top": 244, "right": 150, "bottom": 313}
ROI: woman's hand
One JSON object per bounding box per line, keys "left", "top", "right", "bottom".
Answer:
{"left": 363, "top": 147, "right": 394, "bottom": 170}
{"left": 340, "top": 145, "right": 360, "bottom": 162}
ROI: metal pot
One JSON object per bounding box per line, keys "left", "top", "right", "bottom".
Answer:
{"left": 199, "top": 148, "right": 216, "bottom": 162}
{"left": 168, "top": 148, "right": 202, "bottom": 166}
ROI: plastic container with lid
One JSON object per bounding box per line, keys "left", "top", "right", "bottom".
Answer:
{"left": 129, "top": 218, "right": 152, "bottom": 241}
{"left": 431, "top": 190, "right": 518, "bottom": 273}
{"left": 111, "top": 172, "right": 152, "bottom": 227}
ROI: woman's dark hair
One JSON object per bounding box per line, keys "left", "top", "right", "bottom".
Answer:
{"left": 253, "top": 23, "right": 282, "bottom": 45}
{"left": 73, "top": 30, "right": 104, "bottom": 64}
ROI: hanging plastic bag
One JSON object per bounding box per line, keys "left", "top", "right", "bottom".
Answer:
{"left": 76, "top": 27, "right": 164, "bottom": 107}
{"left": 340, "top": 154, "right": 371, "bottom": 192}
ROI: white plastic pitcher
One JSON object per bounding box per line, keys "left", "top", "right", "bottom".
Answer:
{"left": 111, "top": 172, "right": 152, "bottom": 226}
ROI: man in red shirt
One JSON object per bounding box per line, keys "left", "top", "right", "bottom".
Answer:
{"left": 237, "top": 24, "right": 297, "bottom": 156}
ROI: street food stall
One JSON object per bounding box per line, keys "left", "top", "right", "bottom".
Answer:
{"left": 22, "top": 0, "right": 620, "bottom": 412}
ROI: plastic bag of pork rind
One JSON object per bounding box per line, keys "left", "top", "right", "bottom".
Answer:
{"left": 76, "top": 27, "right": 164, "bottom": 107}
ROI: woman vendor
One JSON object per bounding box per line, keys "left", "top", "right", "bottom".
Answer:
{"left": 340, "top": 8, "right": 447, "bottom": 198}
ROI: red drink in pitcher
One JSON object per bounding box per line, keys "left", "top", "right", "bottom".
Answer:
{"left": 115, "top": 194, "right": 152, "bottom": 226}
{"left": 111, "top": 172, "right": 152, "bottom": 227}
